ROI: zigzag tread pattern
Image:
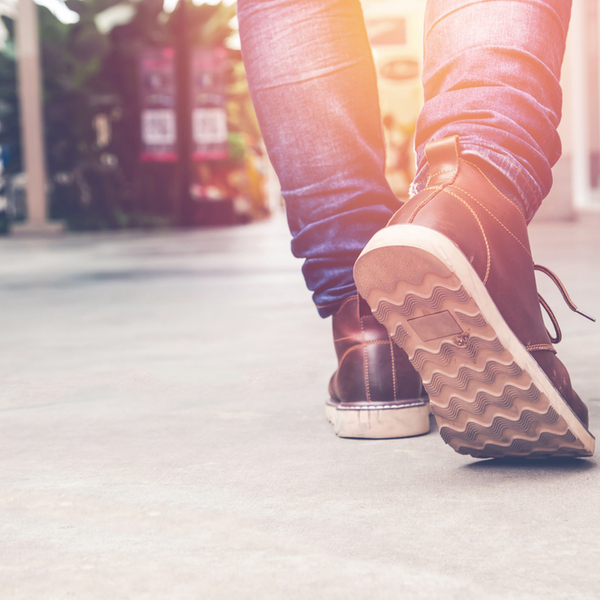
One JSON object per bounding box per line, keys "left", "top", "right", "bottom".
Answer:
{"left": 363, "top": 264, "right": 592, "bottom": 458}
{"left": 431, "top": 382, "right": 542, "bottom": 420}
{"left": 391, "top": 323, "right": 409, "bottom": 348}
{"left": 424, "top": 359, "right": 523, "bottom": 397}
{"left": 373, "top": 283, "right": 469, "bottom": 322}
{"left": 456, "top": 429, "right": 585, "bottom": 458}
{"left": 441, "top": 405, "right": 587, "bottom": 458}
{"left": 411, "top": 335, "right": 504, "bottom": 372}
{"left": 454, "top": 310, "right": 488, "bottom": 328}
{"left": 439, "top": 405, "right": 560, "bottom": 445}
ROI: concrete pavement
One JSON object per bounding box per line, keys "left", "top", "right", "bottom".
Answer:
{"left": 1, "top": 213, "right": 599, "bottom": 599}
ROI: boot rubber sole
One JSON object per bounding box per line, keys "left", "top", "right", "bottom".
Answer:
{"left": 325, "top": 398, "right": 430, "bottom": 439}
{"left": 354, "top": 224, "right": 595, "bottom": 458}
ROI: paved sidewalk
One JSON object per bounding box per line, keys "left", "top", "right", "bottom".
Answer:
{"left": 1, "top": 213, "right": 599, "bottom": 599}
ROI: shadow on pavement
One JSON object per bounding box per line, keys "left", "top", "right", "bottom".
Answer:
{"left": 462, "top": 456, "right": 597, "bottom": 472}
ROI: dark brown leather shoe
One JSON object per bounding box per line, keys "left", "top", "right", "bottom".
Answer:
{"left": 354, "top": 136, "right": 595, "bottom": 458}
{"left": 326, "top": 294, "right": 430, "bottom": 438}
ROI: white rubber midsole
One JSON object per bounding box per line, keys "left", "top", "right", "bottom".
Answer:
{"left": 326, "top": 399, "right": 430, "bottom": 439}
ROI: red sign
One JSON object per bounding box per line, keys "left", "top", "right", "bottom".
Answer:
{"left": 139, "top": 48, "right": 178, "bottom": 162}
{"left": 191, "top": 47, "right": 228, "bottom": 161}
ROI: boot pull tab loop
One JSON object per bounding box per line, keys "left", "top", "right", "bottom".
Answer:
{"left": 534, "top": 264, "right": 596, "bottom": 344}
{"left": 424, "top": 136, "right": 459, "bottom": 187}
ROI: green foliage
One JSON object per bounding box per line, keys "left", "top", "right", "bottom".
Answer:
{"left": 0, "top": 0, "right": 259, "bottom": 229}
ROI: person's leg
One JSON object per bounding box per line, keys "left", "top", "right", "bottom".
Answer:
{"left": 237, "top": 0, "right": 429, "bottom": 439}
{"left": 355, "top": 0, "right": 595, "bottom": 457}
{"left": 413, "top": 0, "right": 571, "bottom": 222}
{"left": 238, "top": 0, "right": 399, "bottom": 318}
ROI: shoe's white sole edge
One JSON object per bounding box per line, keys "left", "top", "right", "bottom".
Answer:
{"left": 354, "top": 224, "right": 595, "bottom": 458}
{"left": 325, "top": 399, "right": 430, "bottom": 439}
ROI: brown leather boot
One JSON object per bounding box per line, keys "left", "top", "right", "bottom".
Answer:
{"left": 354, "top": 136, "right": 595, "bottom": 458}
{"left": 326, "top": 294, "right": 430, "bottom": 439}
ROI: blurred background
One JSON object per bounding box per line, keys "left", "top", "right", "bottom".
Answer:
{"left": 1, "top": 0, "right": 272, "bottom": 232}
{"left": 1, "top": 0, "right": 599, "bottom": 235}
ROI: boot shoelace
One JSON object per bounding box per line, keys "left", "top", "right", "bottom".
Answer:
{"left": 535, "top": 264, "right": 595, "bottom": 345}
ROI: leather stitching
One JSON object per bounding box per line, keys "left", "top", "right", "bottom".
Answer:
{"left": 426, "top": 168, "right": 457, "bottom": 185}
{"left": 447, "top": 184, "right": 533, "bottom": 262}
{"left": 440, "top": 188, "right": 492, "bottom": 285}
{"left": 462, "top": 158, "right": 530, "bottom": 224}
{"left": 339, "top": 295, "right": 356, "bottom": 309}
{"left": 336, "top": 340, "right": 391, "bottom": 367}
{"left": 334, "top": 334, "right": 369, "bottom": 343}
{"left": 407, "top": 188, "right": 440, "bottom": 224}
{"left": 360, "top": 310, "right": 372, "bottom": 403}
{"left": 465, "top": 153, "right": 538, "bottom": 209}
{"left": 389, "top": 336, "right": 398, "bottom": 402}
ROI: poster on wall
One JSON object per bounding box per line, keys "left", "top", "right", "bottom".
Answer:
{"left": 139, "top": 47, "right": 178, "bottom": 162}
{"left": 191, "top": 47, "right": 228, "bottom": 161}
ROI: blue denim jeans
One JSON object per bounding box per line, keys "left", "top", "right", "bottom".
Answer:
{"left": 238, "top": 0, "right": 572, "bottom": 317}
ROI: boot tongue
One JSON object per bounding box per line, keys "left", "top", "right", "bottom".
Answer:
{"left": 425, "top": 135, "right": 460, "bottom": 186}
